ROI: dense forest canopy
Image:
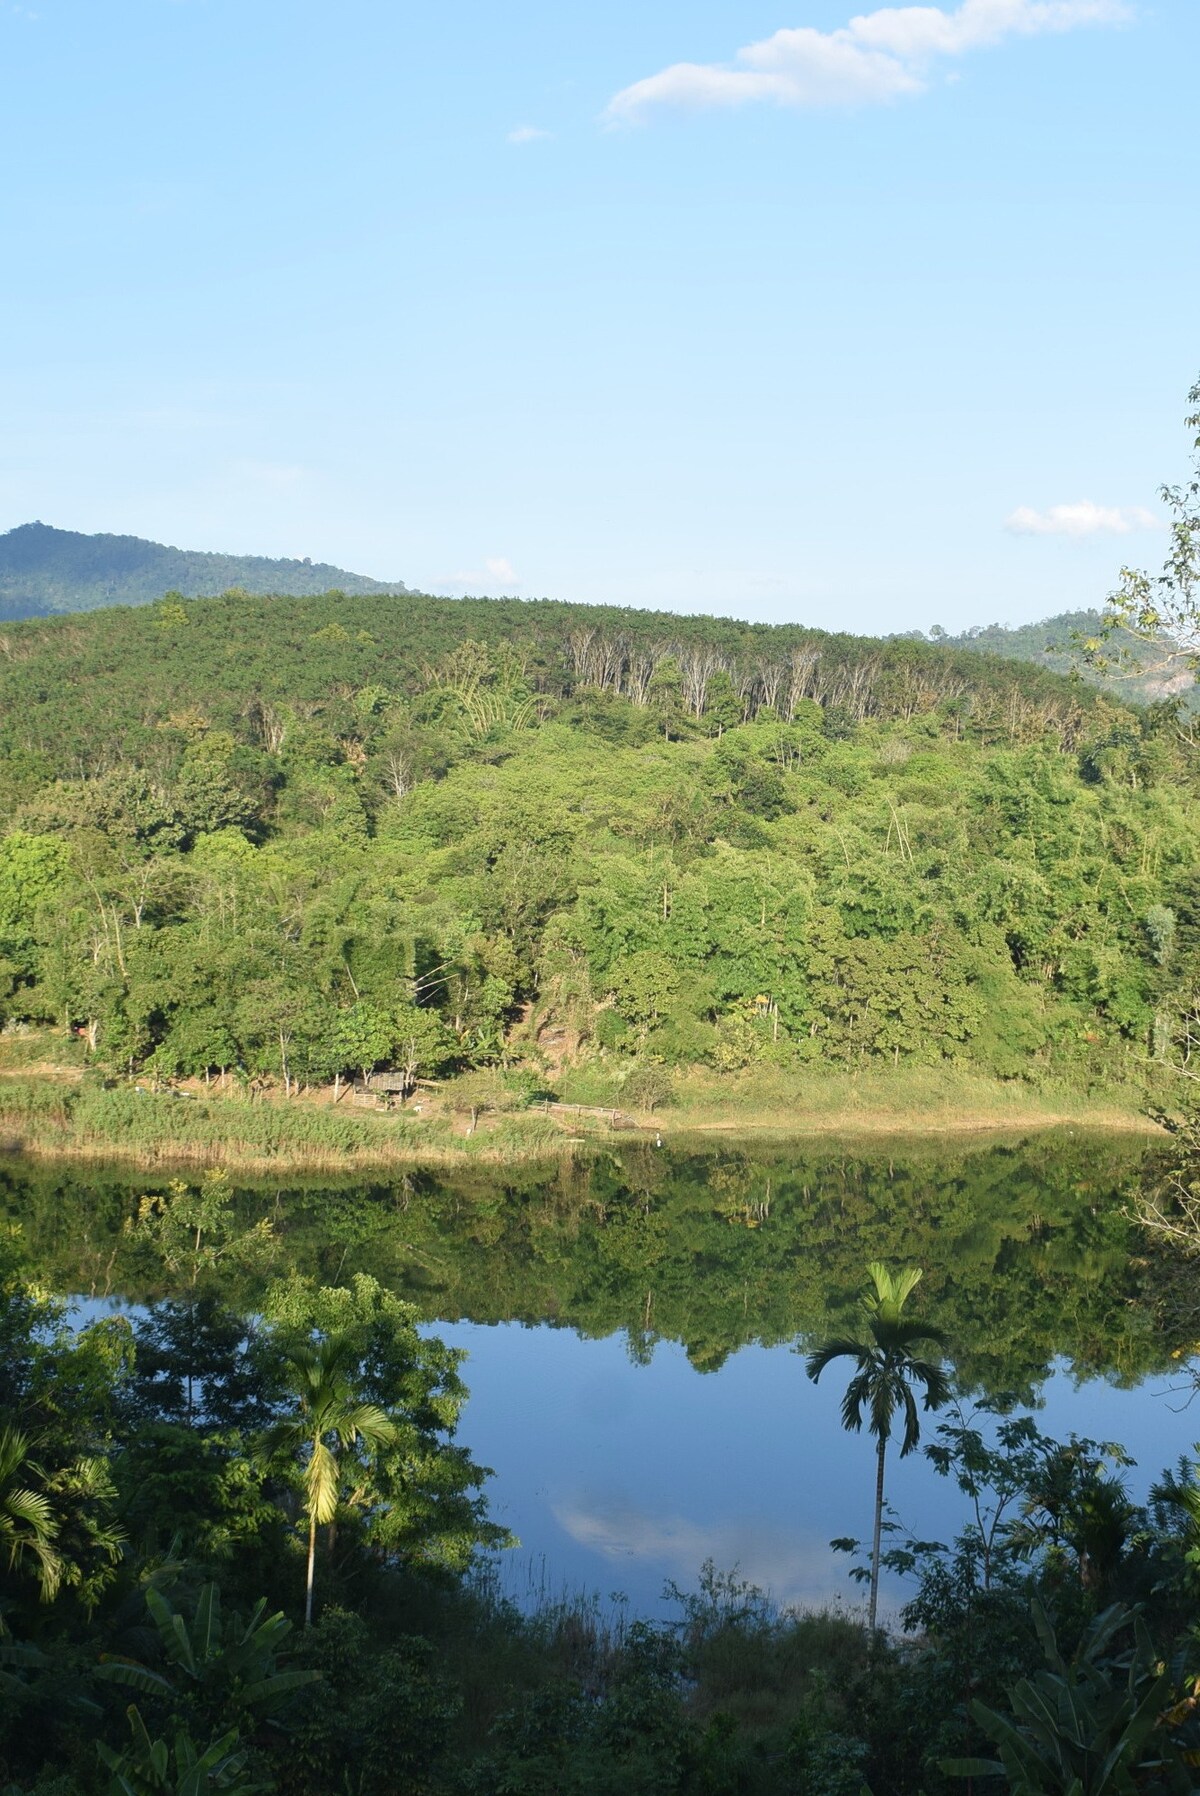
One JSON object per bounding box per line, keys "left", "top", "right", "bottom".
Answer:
{"left": 0, "top": 522, "right": 406, "bottom": 618}
{"left": 0, "top": 585, "right": 1194, "bottom": 1097}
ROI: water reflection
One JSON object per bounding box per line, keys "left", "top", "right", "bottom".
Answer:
{"left": 2, "top": 1130, "right": 1191, "bottom": 1616}
{"left": 433, "top": 1321, "right": 1195, "bottom": 1618}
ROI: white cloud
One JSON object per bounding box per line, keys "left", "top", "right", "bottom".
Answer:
{"left": 442, "top": 555, "right": 520, "bottom": 593}
{"left": 1004, "top": 500, "right": 1159, "bottom": 537}
{"left": 552, "top": 1501, "right": 871, "bottom": 1613}
{"left": 507, "top": 124, "right": 552, "bottom": 144}
{"left": 604, "top": 0, "right": 1130, "bottom": 121}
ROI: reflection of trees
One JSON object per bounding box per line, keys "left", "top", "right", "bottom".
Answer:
{"left": 0, "top": 1136, "right": 1179, "bottom": 1402}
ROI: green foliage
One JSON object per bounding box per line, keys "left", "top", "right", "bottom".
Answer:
{"left": 943, "top": 1602, "right": 1195, "bottom": 1796}
{"left": 621, "top": 1063, "right": 675, "bottom": 1112}
{"left": 96, "top": 1583, "right": 317, "bottom": 1740}
{"left": 261, "top": 1274, "right": 508, "bottom": 1595}
{"left": 96, "top": 1709, "right": 259, "bottom": 1796}
{"left": 281, "top": 1609, "right": 458, "bottom": 1796}
{"left": 0, "top": 579, "right": 1186, "bottom": 1104}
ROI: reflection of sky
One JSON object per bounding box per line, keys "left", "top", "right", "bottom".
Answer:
{"left": 428, "top": 1321, "right": 1199, "bottom": 1622}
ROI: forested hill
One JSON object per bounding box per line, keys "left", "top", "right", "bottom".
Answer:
{"left": 0, "top": 584, "right": 1192, "bottom": 1101}
{"left": 0, "top": 586, "right": 1106, "bottom": 775}
{"left": 0, "top": 521, "right": 405, "bottom": 618}
{"left": 901, "top": 609, "right": 1194, "bottom": 707}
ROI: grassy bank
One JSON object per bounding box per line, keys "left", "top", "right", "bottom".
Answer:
{"left": 0, "top": 1074, "right": 574, "bottom": 1174}
{"left": 0, "top": 1055, "right": 1161, "bottom": 1177}
{"left": 657, "top": 1064, "right": 1160, "bottom": 1138}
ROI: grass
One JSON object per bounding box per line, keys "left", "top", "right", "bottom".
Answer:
{"left": 657, "top": 1063, "right": 1160, "bottom": 1138}
{"left": 397, "top": 1555, "right": 876, "bottom": 1769}
{"left": 0, "top": 1032, "right": 1161, "bottom": 1177}
{"left": 0, "top": 1075, "right": 569, "bottom": 1175}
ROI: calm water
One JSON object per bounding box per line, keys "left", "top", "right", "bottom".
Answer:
{"left": 429, "top": 1322, "right": 1195, "bottom": 1620}
{"left": 8, "top": 1131, "right": 1192, "bottom": 1621}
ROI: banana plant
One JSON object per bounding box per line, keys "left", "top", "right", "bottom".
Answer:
{"left": 942, "top": 1601, "right": 1195, "bottom": 1796}
{"left": 97, "top": 1706, "right": 262, "bottom": 1796}
{"left": 97, "top": 1582, "right": 317, "bottom": 1730}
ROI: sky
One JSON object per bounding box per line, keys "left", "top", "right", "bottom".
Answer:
{"left": 2, "top": 0, "right": 1197, "bottom": 635}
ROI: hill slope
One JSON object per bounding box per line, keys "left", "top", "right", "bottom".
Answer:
{"left": 0, "top": 586, "right": 1190, "bottom": 1114}
{"left": 0, "top": 522, "right": 405, "bottom": 618}
{"left": 0, "top": 586, "right": 1106, "bottom": 779}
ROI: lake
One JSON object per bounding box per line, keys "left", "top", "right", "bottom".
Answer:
{"left": 5, "top": 1130, "right": 1192, "bottom": 1622}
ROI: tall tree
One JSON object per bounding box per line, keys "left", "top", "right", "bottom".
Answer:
{"left": 261, "top": 1333, "right": 396, "bottom": 1626}
{"left": 807, "top": 1263, "right": 951, "bottom": 1633}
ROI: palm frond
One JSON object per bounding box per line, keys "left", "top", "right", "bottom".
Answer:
{"left": 869, "top": 1378, "right": 898, "bottom": 1444}
{"left": 305, "top": 1441, "right": 340, "bottom": 1526}
{"left": 841, "top": 1367, "right": 874, "bottom": 1434}
{"left": 806, "top": 1338, "right": 868, "bottom": 1382}
{"left": 336, "top": 1404, "right": 397, "bottom": 1449}
{"left": 912, "top": 1358, "right": 953, "bottom": 1412}
{"left": 897, "top": 1384, "right": 921, "bottom": 1457}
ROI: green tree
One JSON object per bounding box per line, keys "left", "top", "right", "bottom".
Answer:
{"left": 261, "top": 1332, "right": 396, "bottom": 1625}
{"left": 262, "top": 1275, "right": 509, "bottom": 1579}
{"left": 332, "top": 1001, "right": 393, "bottom": 1086}
{"left": 807, "top": 1263, "right": 951, "bottom": 1633}
{"left": 1096, "top": 375, "right": 1200, "bottom": 670}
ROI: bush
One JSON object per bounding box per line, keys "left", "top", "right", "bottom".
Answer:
{"left": 622, "top": 1064, "right": 674, "bottom": 1112}
{"left": 282, "top": 1609, "right": 460, "bottom": 1796}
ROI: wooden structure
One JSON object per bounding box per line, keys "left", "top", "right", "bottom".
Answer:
{"left": 362, "top": 1069, "right": 415, "bottom": 1098}
{"left": 542, "top": 1101, "right": 637, "bottom": 1131}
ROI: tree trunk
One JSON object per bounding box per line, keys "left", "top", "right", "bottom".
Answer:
{"left": 305, "top": 1512, "right": 317, "bottom": 1627}
{"left": 869, "top": 1435, "right": 886, "bottom": 1634}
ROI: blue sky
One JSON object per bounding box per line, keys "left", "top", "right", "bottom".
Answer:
{"left": 2, "top": 0, "right": 1196, "bottom": 634}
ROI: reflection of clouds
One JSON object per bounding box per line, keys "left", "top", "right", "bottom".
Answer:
{"left": 552, "top": 1500, "right": 864, "bottom": 1614}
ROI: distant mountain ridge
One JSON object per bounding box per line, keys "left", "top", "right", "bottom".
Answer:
{"left": 897, "top": 610, "right": 1196, "bottom": 708}
{"left": 3, "top": 523, "right": 1192, "bottom": 710}
{"left": 0, "top": 522, "right": 406, "bottom": 619}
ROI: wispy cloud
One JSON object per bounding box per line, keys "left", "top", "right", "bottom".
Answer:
{"left": 1004, "top": 500, "right": 1158, "bottom": 537}
{"left": 443, "top": 555, "right": 520, "bottom": 594}
{"left": 508, "top": 124, "right": 552, "bottom": 144}
{"left": 552, "top": 1501, "right": 866, "bottom": 1612}
{"left": 604, "top": 0, "right": 1130, "bottom": 122}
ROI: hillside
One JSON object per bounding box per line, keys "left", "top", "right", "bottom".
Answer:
{"left": 0, "top": 521, "right": 405, "bottom": 618}
{"left": 0, "top": 586, "right": 1191, "bottom": 1120}
{"left": 901, "top": 609, "right": 1195, "bottom": 707}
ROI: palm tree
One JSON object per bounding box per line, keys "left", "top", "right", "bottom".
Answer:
{"left": 262, "top": 1334, "right": 397, "bottom": 1626}
{"left": 0, "top": 1426, "right": 63, "bottom": 1616}
{"left": 807, "top": 1263, "right": 950, "bottom": 1633}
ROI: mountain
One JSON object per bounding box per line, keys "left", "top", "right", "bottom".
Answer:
{"left": 0, "top": 522, "right": 406, "bottom": 619}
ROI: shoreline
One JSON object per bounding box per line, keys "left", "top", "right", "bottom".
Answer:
{"left": 0, "top": 1091, "right": 1163, "bottom": 1182}
{"left": 0, "top": 1050, "right": 1166, "bottom": 1179}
